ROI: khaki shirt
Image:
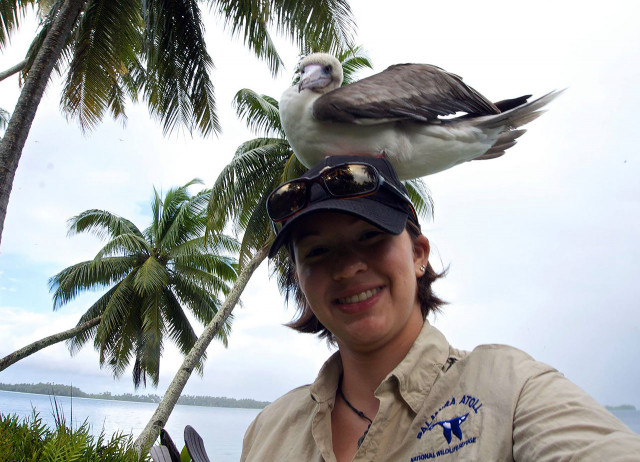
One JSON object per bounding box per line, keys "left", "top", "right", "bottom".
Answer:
{"left": 241, "top": 322, "right": 640, "bottom": 461}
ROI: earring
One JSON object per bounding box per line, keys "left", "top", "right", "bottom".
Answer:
{"left": 419, "top": 264, "right": 426, "bottom": 273}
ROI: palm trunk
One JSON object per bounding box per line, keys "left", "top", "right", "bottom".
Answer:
{"left": 0, "top": 0, "right": 86, "bottom": 248}
{"left": 0, "top": 59, "right": 28, "bottom": 82}
{"left": 0, "top": 316, "right": 101, "bottom": 372}
{"left": 134, "top": 245, "right": 269, "bottom": 454}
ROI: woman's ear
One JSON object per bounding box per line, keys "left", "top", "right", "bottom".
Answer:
{"left": 413, "top": 234, "right": 430, "bottom": 275}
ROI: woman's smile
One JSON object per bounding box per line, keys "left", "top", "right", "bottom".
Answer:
{"left": 292, "top": 212, "right": 429, "bottom": 351}
{"left": 335, "top": 286, "right": 383, "bottom": 305}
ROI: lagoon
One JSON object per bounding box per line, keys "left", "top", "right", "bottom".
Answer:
{"left": 1, "top": 390, "right": 638, "bottom": 460}
{"left": 0, "top": 390, "right": 259, "bottom": 461}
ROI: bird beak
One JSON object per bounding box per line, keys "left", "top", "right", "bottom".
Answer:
{"left": 298, "top": 64, "right": 332, "bottom": 92}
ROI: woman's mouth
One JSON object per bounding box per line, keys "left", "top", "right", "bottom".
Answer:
{"left": 336, "top": 287, "right": 382, "bottom": 305}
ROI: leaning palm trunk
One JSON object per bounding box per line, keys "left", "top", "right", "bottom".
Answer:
{"left": 134, "top": 245, "right": 269, "bottom": 453}
{"left": 0, "top": 0, "right": 86, "bottom": 248}
{"left": 0, "top": 316, "right": 100, "bottom": 372}
{"left": 0, "top": 59, "right": 28, "bottom": 82}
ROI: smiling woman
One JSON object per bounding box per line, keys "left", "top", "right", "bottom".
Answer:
{"left": 240, "top": 155, "right": 640, "bottom": 462}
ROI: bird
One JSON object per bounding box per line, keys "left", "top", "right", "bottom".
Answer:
{"left": 430, "top": 413, "right": 469, "bottom": 444}
{"left": 279, "top": 53, "right": 562, "bottom": 180}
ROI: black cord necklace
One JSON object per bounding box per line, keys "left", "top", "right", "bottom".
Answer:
{"left": 337, "top": 377, "right": 373, "bottom": 448}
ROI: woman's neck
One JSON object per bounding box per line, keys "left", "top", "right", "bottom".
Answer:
{"left": 337, "top": 317, "right": 424, "bottom": 412}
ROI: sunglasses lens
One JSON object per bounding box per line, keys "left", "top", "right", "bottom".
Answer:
{"left": 268, "top": 181, "right": 308, "bottom": 221}
{"left": 323, "top": 164, "right": 377, "bottom": 196}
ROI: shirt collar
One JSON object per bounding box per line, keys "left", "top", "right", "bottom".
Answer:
{"left": 310, "top": 351, "right": 343, "bottom": 404}
{"left": 388, "top": 321, "right": 453, "bottom": 414}
{"left": 308, "top": 321, "right": 454, "bottom": 412}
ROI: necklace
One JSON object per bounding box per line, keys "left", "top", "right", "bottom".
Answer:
{"left": 337, "top": 377, "right": 373, "bottom": 448}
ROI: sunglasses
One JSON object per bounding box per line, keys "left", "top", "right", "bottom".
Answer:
{"left": 266, "top": 162, "right": 417, "bottom": 229}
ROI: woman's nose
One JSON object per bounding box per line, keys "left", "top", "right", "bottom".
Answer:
{"left": 331, "top": 249, "right": 367, "bottom": 280}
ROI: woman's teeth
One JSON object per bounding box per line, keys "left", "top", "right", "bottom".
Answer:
{"left": 337, "top": 288, "right": 381, "bottom": 304}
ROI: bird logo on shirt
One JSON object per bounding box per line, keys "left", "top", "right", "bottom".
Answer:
{"left": 430, "top": 413, "right": 470, "bottom": 444}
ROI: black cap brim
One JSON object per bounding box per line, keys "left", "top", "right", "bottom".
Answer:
{"left": 268, "top": 194, "right": 409, "bottom": 258}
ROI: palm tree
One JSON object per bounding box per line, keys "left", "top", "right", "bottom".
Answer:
{"left": 0, "top": 180, "right": 239, "bottom": 389}
{"left": 0, "top": 0, "right": 357, "bottom": 248}
{"left": 133, "top": 47, "right": 435, "bottom": 451}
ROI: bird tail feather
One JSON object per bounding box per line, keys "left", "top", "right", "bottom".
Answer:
{"left": 474, "top": 90, "right": 564, "bottom": 130}
{"left": 475, "top": 129, "right": 527, "bottom": 160}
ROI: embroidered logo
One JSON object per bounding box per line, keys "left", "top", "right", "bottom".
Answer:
{"left": 411, "top": 394, "right": 482, "bottom": 460}
{"left": 430, "top": 413, "right": 469, "bottom": 444}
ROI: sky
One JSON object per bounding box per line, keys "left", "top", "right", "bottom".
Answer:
{"left": 0, "top": 0, "right": 639, "bottom": 411}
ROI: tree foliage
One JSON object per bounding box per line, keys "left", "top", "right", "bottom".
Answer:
{"left": 49, "top": 180, "right": 239, "bottom": 388}
{"left": 1, "top": 0, "right": 357, "bottom": 136}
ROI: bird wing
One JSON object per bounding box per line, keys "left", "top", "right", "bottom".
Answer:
{"left": 312, "top": 63, "right": 500, "bottom": 124}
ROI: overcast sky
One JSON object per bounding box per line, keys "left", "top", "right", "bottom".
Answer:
{"left": 1, "top": 0, "right": 639, "bottom": 411}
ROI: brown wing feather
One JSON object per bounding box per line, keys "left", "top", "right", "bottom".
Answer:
{"left": 312, "top": 63, "right": 500, "bottom": 123}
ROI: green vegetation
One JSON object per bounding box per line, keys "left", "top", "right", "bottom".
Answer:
{"left": 606, "top": 404, "right": 637, "bottom": 411}
{"left": 0, "top": 382, "right": 269, "bottom": 409}
{"left": 0, "top": 409, "right": 147, "bottom": 461}
{"left": 49, "top": 181, "right": 239, "bottom": 388}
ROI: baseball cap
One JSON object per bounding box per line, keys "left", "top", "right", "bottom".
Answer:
{"left": 268, "top": 155, "right": 419, "bottom": 258}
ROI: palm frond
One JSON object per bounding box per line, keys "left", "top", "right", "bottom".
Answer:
{"left": 209, "top": 0, "right": 283, "bottom": 76}
{"left": 0, "top": 108, "right": 10, "bottom": 132}
{"left": 158, "top": 187, "right": 209, "bottom": 250}
{"left": 93, "top": 233, "right": 151, "bottom": 259}
{"left": 140, "top": 294, "right": 163, "bottom": 375}
{"left": 103, "top": 305, "right": 140, "bottom": 380}
{"left": 67, "top": 209, "right": 144, "bottom": 240}
{"left": 207, "top": 139, "right": 292, "bottom": 234}
{"left": 268, "top": 0, "right": 356, "bottom": 56}
{"left": 133, "top": 256, "right": 168, "bottom": 296}
{"left": 169, "top": 277, "right": 232, "bottom": 344}
{"left": 237, "top": 186, "right": 272, "bottom": 269}
{"left": 61, "top": 0, "right": 142, "bottom": 132}
{"left": 172, "top": 257, "right": 236, "bottom": 296}
{"left": 142, "top": 0, "right": 219, "bottom": 136}
{"left": 66, "top": 286, "right": 119, "bottom": 354}
{"left": 169, "top": 234, "right": 239, "bottom": 261}
{"left": 95, "top": 272, "right": 138, "bottom": 343}
{"left": 0, "top": 0, "right": 37, "bottom": 49}
{"left": 336, "top": 45, "right": 373, "bottom": 86}
{"left": 161, "top": 290, "right": 208, "bottom": 374}
{"left": 50, "top": 256, "right": 137, "bottom": 309}
{"left": 404, "top": 178, "right": 434, "bottom": 222}
{"left": 161, "top": 290, "right": 204, "bottom": 355}
{"left": 233, "top": 89, "right": 283, "bottom": 137}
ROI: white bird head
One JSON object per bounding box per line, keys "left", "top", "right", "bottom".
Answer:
{"left": 297, "top": 53, "right": 343, "bottom": 93}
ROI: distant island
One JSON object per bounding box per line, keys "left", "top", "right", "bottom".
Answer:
{"left": 0, "top": 382, "right": 270, "bottom": 409}
{"left": 606, "top": 404, "right": 637, "bottom": 411}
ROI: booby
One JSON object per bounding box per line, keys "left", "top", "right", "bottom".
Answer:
{"left": 280, "top": 53, "right": 562, "bottom": 180}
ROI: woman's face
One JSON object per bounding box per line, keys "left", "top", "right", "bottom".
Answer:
{"left": 291, "top": 212, "right": 430, "bottom": 353}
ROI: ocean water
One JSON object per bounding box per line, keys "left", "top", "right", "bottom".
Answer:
{"left": 0, "top": 390, "right": 259, "bottom": 461}
{"left": 1, "top": 390, "right": 638, "bottom": 460}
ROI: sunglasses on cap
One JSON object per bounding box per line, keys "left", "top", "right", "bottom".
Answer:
{"left": 266, "top": 162, "right": 418, "bottom": 230}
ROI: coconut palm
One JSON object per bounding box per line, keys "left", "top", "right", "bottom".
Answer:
{"left": 0, "top": 0, "right": 357, "bottom": 248}
{"left": 46, "top": 179, "right": 239, "bottom": 388}
{"left": 133, "top": 47, "right": 435, "bottom": 451}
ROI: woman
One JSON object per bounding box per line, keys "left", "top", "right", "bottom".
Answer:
{"left": 241, "top": 155, "right": 639, "bottom": 461}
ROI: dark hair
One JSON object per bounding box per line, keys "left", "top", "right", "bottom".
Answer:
{"left": 282, "top": 221, "right": 447, "bottom": 341}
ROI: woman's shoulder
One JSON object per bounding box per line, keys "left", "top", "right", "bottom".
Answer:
{"left": 452, "top": 343, "right": 557, "bottom": 380}
{"left": 252, "top": 384, "right": 316, "bottom": 426}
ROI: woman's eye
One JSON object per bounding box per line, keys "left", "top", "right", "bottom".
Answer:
{"left": 359, "top": 230, "right": 383, "bottom": 241}
{"left": 305, "top": 246, "right": 328, "bottom": 258}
